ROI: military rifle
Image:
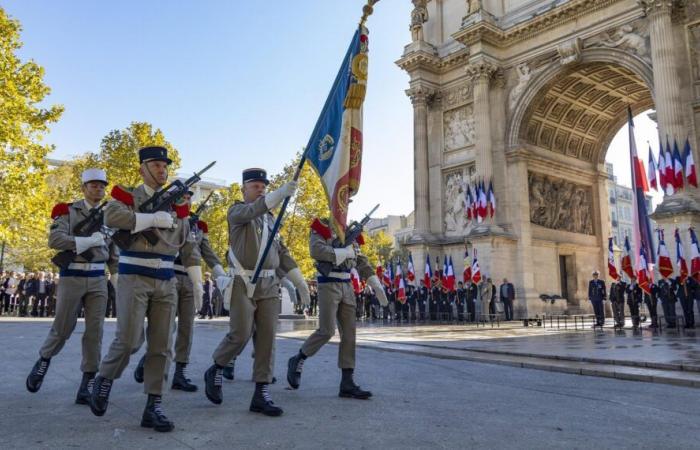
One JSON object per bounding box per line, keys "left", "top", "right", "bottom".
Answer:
{"left": 189, "top": 191, "right": 214, "bottom": 229}
{"left": 51, "top": 202, "right": 108, "bottom": 270}
{"left": 111, "top": 161, "right": 216, "bottom": 249}
{"left": 316, "top": 204, "right": 379, "bottom": 277}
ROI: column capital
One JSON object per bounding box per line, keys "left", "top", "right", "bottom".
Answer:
{"left": 465, "top": 58, "right": 500, "bottom": 83}
{"left": 406, "top": 86, "right": 437, "bottom": 106}
{"left": 638, "top": 0, "right": 675, "bottom": 17}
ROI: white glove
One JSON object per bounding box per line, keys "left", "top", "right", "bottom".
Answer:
{"left": 75, "top": 232, "right": 105, "bottom": 254}
{"left": 132, "top": 211, "right": 174, "bottom": 233}
{"left": 367, "top": 275, "right": 388, "bottom": 307}
{"left": 212, "top": 264, "right": 226, "bottom": 279}
{"left": 212, "top": 265, "right": 232, "bottom": 291}
{"left": 264, "top": 181, "right": 298, "bottom": 210}
{"left": 285, "top": 267, "right": 310, "bottom": 307}
{"left": 186, "top": 266, "right": 204, "bottom": 312}
{"left": 280, "top": 277, "right": 297, "bottom": 305}
{"left": 333, "top": 245, "right": 356, "bottom": 265}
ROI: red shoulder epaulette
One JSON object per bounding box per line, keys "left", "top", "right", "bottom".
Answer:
{"left": 197, "top": 220, "right": 208, "bottom": 233}
{"left": 310, "top": 218, "right": 332, "bottom": 240}
{"left": 174, "top": 203, "right": 190, "bottom": 219}
{"left": 355, "top": 232, "right": 365, "bottom": 246}
{"left": 111, "top": 185, "right": 134, "bottom": 207}
{"left": 51, "top": 203, "right": 71, "bottom": 220}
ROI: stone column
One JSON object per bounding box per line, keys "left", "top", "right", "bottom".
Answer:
{"left": 595, "top": 169, "right": 613, "bottom": 281}
{"left": 407, "top": 86, "right": 434, "bottom": 233}
{"left": 642, "top": 1, "right": 687, "bottom": 144}
{"left": 466, "top": 59, "right": 498, "bottom": 181}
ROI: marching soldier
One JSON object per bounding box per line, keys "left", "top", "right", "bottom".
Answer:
{"left": 588, "top": 270, "right": 606, "bottom": 327}
{"left": 204, "top": 168, "right": 309, "bottom": 417}
{"left": 89, "top": 146, "right": 198, "bottom": 432}
{"left": 286, "top": 217, "right": 388, "bottom": 399}
{"left": 133, "top": 190, "right": 226, "bottom": 392}
{"left": 625, "top": 275, "right": 643, "bottom": 330}
{"left": 26, "top": 169, "right": 117, "bottom": 404}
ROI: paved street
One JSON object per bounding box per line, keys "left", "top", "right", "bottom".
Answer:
{"left": 2, "top": 319, "right": 700, "bottom": 449}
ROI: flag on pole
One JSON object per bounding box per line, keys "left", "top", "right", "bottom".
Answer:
{"left": 673, "top": 139, "right": 685, "bottom": 190}
{"left": 424, "top": 254, "right": 432, "bottom": 289}
{"left": 608, "top": 237, "right": 619, "bottom": 281}
{"left": 463, "top": 248, "right": 472, "bottom": 283}
{"left": 657, "top": 144, "right": 667, "bottom": 191}
{"left": 487, "top": 181, "right": 496, "bottom": 218}
{"left": 690, "top": 228, "right": 700, "bottom": 281}
{"left": 442, "top": 255, "right": 449, "bottom": 286}
{"left": 675, "top": 229, "right": 688, "bottom": 283}
{"left": 684, "top": 138, "right": 698, "bottom": 188}
{"left": 471, "top": 249, "right": 482, "bottom": 284}
{"left": 656, "top": 229, "right": 674, "bottom": 279}
{"left": 627, "top": 108, "right": 656, "bottom": 285}
{"left": 478, "top": 180, "right": 488, "bottom": 222}
{"left": 395, "top": 260, "right": 406, "bottom": 302}
{"left": 446, "top": 256, "right": 456, "bottom": 291}
{"left": 637, "top": 246, "right": 652, "bottom": 294}
{"left": 665, "top": 137, "right": 675, "bottom": 194}
{"left": 350, "top": 268, "right": 362, "bottom": 294}
{"left": 305, "top": 23, "right": 372, "bottom": 243}
{"left": 465, "top": 184, "right": 473, "bottom": 222}
{"left": 407, "top": 253, "right": 416, "bottom": 285}
{"left": 621, "top": 235, "right": 634, "bottom": 280}
{"left": 648, "top": 145, "right": 658, "bottom": 191}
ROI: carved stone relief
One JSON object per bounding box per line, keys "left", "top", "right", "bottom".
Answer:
{"left": 441, "top": 84, "right": 473, "bottom": 110}
{"left": 444, "top": 105, "right": 476, "bottom": 151}
{"left": 585, "top": 22, "right": 650, "bottom": 63}
{"left": 528, "top": 172, "right": 594, "bottom": 235}
{"left": 443, "top": 166, "right": 476, "bottom": 235}
{"left": 410, "top": 0, "right": 429, "bottom": 42}
{"left": 509, "top": 63, "right": 532, "bottom": 112}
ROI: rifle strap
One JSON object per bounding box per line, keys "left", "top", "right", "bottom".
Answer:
{"left": 226, "top": 214, "right": 274, "bottom": 298}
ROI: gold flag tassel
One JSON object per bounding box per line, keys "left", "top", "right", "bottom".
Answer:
{"left": 359, "top": 0, "right": 380, "bottom": 26}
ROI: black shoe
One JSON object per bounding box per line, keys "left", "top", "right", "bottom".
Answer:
{"left": 134, "top": 354, "right": 145, "bottom": 384}
{"left": 222, "top": 360, "right": 235, "bottom": 381}
{"left": 89, "top": 376, "right": 112, "bottom": 416}
{"left": 26, "top": 357, "right": 51, "bottom": 393}
{"left": 141, "top": 394, "right": 174, "bottom": 432}
{"left": 75, "top": 372, "right": 95, "bottom": 405}
{"left": 204, "top": 364, "right": 223, "bottom": 405}
{"left": 286, "top": 352, "right": 306, "bottom": 390}
{"left": 339, "top": 368, "right": 372, "bottom": 399}
{"left": 171, "top": 362, "right": 197, "bottom": 392}
{"left": 249, "top": 383, "right": 283, "bottom": 416}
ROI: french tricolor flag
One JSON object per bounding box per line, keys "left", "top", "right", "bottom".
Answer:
{"left": 465, "top": 184, "right": 473, "bottom": 222}
{"left": 648, "top": 145, "right": 658, "bottom": 191}
{"left": 690, "top": 228, "right": 700, "bottom": 281}
{"left": 621, "top": 235, "right": 634, "bottom": 280}
{"left": 673, "top": 139, "right": 685, "bottom": 190}
{"left": 424, "top": 254, "right": 432, "bottom": 289}
{"left": 463, "top": 248, "right": 472, "bottom": 283}
{"left": 656, "top": 229, "right": 673, "bottom": 279}
{"left": 608, "top": 237, "right": 619, "bottom": 281}
{"left": 407, "top": 253, "right": 416, "bottom": 285}
{"left": 446, "top": 256, "right": 456, "bottom": 291}
{"left": 684, "top": 138, "right": 698, "bottom": 188}
{"left": 665, "top": 137, "right": 674, "bottom": 194}
{"left": 488, "top": 181, "right": 496, "bottom": 219}
{"left": 395, "top": 260, "right": 406, "bottom": 301}
{"left": 675, "top": 228, "right": 688, "bottom": 283}
{"left": 657, "top": 143, "right": 667, "bottom": 191}
{"left": 637, "top": 246, "right": 652, "bottom": 294}
{"left": 471, "top": 249, "right": 482, "bottom": 284}
{"left": 350, "top": 268, "right": 362, "bottom": 294}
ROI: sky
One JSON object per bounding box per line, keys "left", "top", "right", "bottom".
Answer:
{"left": 4, "top": 0, "right": 662, "bottom": 220}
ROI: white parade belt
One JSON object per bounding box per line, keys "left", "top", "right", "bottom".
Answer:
{"left": 119, "top": 255, "right": 174, "bottom": 270}
{"left": 230, "top": 267, "right": 275, "bottom": 279}
{"left": 323, "top": 271, "right": 351, "bottom": 280}
{"left": 67, "top": 262, "right": 105, "bottom": 271}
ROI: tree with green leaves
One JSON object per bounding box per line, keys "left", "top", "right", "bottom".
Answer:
{"left": 198, "top": 183, "right": 243, "bottom": 269}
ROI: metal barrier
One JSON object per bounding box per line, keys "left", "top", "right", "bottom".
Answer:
{"left": 539, "top": 314, "right": 598, "bottom": 330}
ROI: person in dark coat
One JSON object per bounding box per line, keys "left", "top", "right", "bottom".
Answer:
{"left": 588, "top": 270, "right": 606, "bottom": 327}
{"left": 676, "top": 276, "right": 695, "bottom": 329}
{"left": 625, "top": 276, "right": 643, "bottom": 329}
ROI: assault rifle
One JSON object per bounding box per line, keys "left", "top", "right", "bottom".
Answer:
{"left": 189, "top": 191, "right": 214, "bottom": 229}
{"left": 111, "top": 161, "right": 216, "bottom": 249}
{"left": 51, "top": 202, "right": 108, "bottom": 270}
{"left": 316, "top": 204, "right": 379, "bottom": 277}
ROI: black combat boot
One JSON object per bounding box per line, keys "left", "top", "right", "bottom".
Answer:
{"left": 222, "top": 360, "right": 235, "bottom": 380}
{"left": 249, "top": 383, "right": 283, "bottom": 416}
{"left": 89, "top": 376, "right": 113, "bottom": 416}
{"left": 133, "top": 354, "right": 145, "bottom": 383}
{"left": 339, "top": 368, "right": 372, "bottom": 399}
{"left": 141, "top": 394, "right": 174, "bottom": 432}
{"left": 26, "top": 357, "right": 51, "bottom": 393}
{"left": 204, "top": 364, "right": 224, "bottom": 404}
{"left": 75, "top": 372, "right": 96, "bottom": 405}
{"left": 286, "top": 350, "right": 306, "bottom": 389}
{"left": 171, "top": 362, "right": 197, "bottom": 392}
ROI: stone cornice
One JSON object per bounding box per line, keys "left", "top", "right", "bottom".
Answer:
{"left": 396, "top": 47, "right": 471, "bottom": 75}
{"left": 453, "top": 0, "right": 621, "bottom": 48}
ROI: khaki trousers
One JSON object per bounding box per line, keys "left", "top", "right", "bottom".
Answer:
{"left": 174, "top": 274, "right": 195, "bottom": 364}
{"left": 99, "top": 274, "right": 177, "bottom": 395}
{"left": 39, "top": 276, "right": 107, "bottom": 373}
{"left": 212, "top": 278, "right": 278, "bottom": 383}
{"left": 301, "top": 281, "right": 356, "bottom": 369}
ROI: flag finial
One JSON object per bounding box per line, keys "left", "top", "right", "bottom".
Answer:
{"left": 360, "top": 0, "right": 380, "bottom": 26}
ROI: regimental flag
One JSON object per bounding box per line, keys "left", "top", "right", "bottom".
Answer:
{"left": 658, "top": 144, "right": 667, "bottom": 191}
{"left": 627, "top": 108, "right": 656, "bottom": 285}
{"left": 637, "top": 246, "right": 652, "bottom": 294}
{"left": 675, "top": 229, "right": 689, "bottom": 283}
{"left": 463, "top": 248, "right": 472, "bottom": 283}
{"left": 471, "top": 249, "right": 482, "bottom": 284}
{"left": 608, "top": 237, "right": 619, "bottom": 281}
{"left": 351, "top": 268, "right": 362, "bottom": 294}
{"left": 648, "top": 146, "right": 658, "bottom": 191}
{"left": 446, "top": 256, "right": 456, "bottom": 291}
{"left": 487, "top": 181, "right": 496, "bottom": 218}
{"left": 305, "top": 25, "right": 371, "bottom": 243}
{"left": 665, "top": 137, "right": 674, "bottom": 194}
{"left": 690, "top": 228, "right": 700, "bottom": 281}
{"left": 657, "top": 229, "right": 674, "bottom": 279}
{"left": 684, "top": 138, "right": 698, "bottom": 188}
{"left": 424, "top": 254, "right": 432, "bottom": 289}
{"left": 407, "top": 253, "right": 416, "bottom": 285}
{"left": 673, "top": 139, "right": 685, "bottom": 190}
{"left": 395, "top": 260, "right": 406, "bottom": 302}
{"left": 621, "top": 235, "right": 634, "bottom": 280}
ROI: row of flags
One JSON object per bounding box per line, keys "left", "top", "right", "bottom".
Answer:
{"left": 464, "top": 179, "right": 496, "bottom": 223}
{"left": 608, "top": 228, "right": 700, "bottom": 293}
{"left": 647, "top": 137, "right": 697, "bottom": 194}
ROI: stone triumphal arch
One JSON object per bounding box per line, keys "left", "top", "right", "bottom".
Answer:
{"left": 398, "top": 0, "right": 700, "bottom": 316}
